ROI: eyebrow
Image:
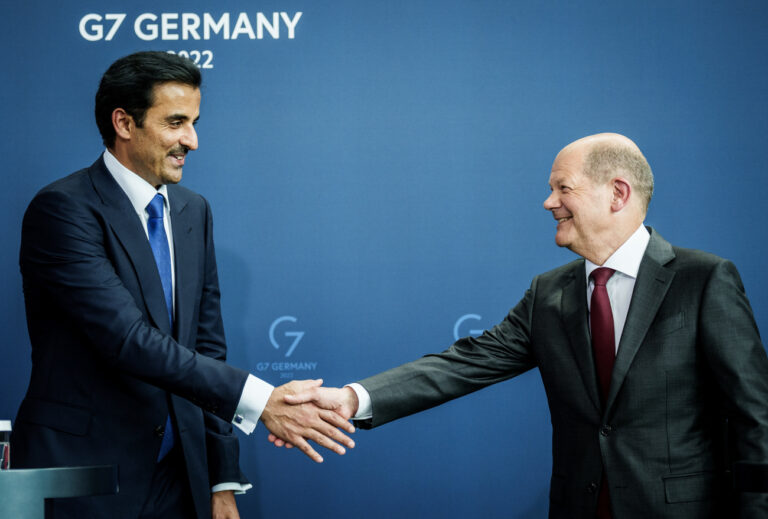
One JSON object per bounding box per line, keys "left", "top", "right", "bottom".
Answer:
{"left": 165, "top": 114, "right": 200, "bottom": 123}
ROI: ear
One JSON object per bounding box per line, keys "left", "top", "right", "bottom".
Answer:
{"left": 112, "top": 108, "right": 133, "bottom": 141}
{"left": 610, "top": 177, "right": 631, "bottom": 212}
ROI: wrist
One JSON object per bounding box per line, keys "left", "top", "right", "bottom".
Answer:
{"left": 343, "top": 386, "right": 359, "bottom": 415}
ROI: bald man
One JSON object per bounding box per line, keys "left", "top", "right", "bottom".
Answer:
{"left": 278, "top": 134, "right": 768, "bottom": 518}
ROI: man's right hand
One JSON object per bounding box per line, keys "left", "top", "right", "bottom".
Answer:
{"left": 267, "top": 385, "right": 360, "bottom": 449}
{"left": 259, "top": 379, "right": 355, "bottom": 463}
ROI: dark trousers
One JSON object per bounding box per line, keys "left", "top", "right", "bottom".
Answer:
{"left": 139, "top": 446, "right": 197, "bottom": 519}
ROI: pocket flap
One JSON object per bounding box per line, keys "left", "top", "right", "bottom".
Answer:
{"left": 663, "top": 471, "right": 717, "bottom": 503}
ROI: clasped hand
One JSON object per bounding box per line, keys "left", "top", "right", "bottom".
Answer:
{"left": 259, "top": 379, "right": 358, "bottom": 463}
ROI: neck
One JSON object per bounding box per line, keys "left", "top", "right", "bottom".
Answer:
{"left": 107, "top": 146, "right": 160, "bottom": 189}
{"left": 581, "top": 221, "right": 642, "bottom": 265}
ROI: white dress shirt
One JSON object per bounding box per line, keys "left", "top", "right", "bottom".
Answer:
{"left": 585, "top": 224, "right": 650, "bottom": 352}
{"left": 349, "top": 224, "right": 651, "bottom": 421}
{"left": 103, "top": 149, "right": 176, "bottom": 306}
{"left": 103, "top": 150, "right": 273, "bottom": 493}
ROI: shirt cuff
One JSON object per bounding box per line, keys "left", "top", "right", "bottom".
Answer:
{"left": 232, "top": 374, "right": 274, "bottom": 434}
{"left": 211, "top": 482, "right": 253, "bottom": 495}
{"left": 346, "top": 383, "right": 372, "bottom": 420}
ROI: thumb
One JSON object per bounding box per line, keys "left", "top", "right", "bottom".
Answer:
{"left": 284, "top": 390, "right": 314, "bottom": 404}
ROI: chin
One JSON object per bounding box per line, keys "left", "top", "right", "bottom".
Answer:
{"left": 162, "top": 172, "right": 183, "bottom": 185}
{"left": 554, "top": 233, "right": 569, "bottom": 248}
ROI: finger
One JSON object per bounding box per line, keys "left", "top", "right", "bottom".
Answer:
{"left": 308, "top": 429, "right": 347, "bottom": 456}
{"left": 267, "top": 431, "right": 289, "bottom": 449}
{"left": 316, "top": 418, "right": 356, "bottom": 449}
{"left": 320, "top": 409, "right": 356, "bottom": 434}
{"left": 291, "top": 436, "right": 324, "bottom": 463}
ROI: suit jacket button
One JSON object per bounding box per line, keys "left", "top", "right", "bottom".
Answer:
{"left": 600, "top": 425, "right": 612, "bottom": 437}
{"left": 588, "top": 482, "right": 598, "bottom": 494}
{"left": 154, "top": 425, "right": 165, "bottom": 438}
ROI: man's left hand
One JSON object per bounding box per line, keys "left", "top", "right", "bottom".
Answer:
{"left": 212, "top": 490, "right": 240, "bottom": 519}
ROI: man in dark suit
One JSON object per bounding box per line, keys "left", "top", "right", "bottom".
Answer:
{"left": 277, "top": 133, "right": 768, "bottom": 517}
{"left": 12, "top": 51, "right": 355, "bottom": 519}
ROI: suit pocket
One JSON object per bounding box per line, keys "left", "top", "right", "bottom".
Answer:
{"left": 663, "top": 471, "right": 718, "bottom": 503}
{"left": 16, "top": 398, "right": 92, "bottom": 436}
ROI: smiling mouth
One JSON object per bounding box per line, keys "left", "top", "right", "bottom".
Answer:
{"left": 168, "top": 152, "right": 186, "bottom": 166}
{"left": 168, "top": 145, "right": 190, "bottom": 164}
{"left": 556, "top": 217, "right": 572, "bottom": 224}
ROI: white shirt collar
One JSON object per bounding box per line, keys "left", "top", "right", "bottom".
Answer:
{"left": 585, "top": 224, "right": 650, "bottom": 281}
{"left": 103, "top": 149, "right": 170, "bottom": 216}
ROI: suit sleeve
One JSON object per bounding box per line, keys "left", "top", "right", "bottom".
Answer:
{"left": 193, "top": 198, "right": 250, "bottom": 487}
{"left": 356, "top": 281, "right": 539, "bottom": 429}
{"left": 698, "top": 259, "right": 768, "bottom": 517}
{"left": 20, "top": 188, "right": 249, "bottom": 423}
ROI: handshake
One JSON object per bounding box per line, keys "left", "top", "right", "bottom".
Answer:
{"left": 259, "top": 380, "right": 360, "bottom": 463}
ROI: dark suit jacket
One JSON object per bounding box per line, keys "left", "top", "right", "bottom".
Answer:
{"left": 12, "top": 157, "right": 251, "bottom": 519}
{"left": 357, "top": 228, "right": 768, "bottom": 518}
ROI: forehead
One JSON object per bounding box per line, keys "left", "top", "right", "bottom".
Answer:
{"left": 548, "top": 147, "right": 586, "bottom": 186}
{"left": 148, "top": 82, "right": 201, "bottom": 113}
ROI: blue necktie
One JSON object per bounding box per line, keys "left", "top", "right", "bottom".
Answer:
{"left": 146, "top": 193, "right": 175, "bottom": 461}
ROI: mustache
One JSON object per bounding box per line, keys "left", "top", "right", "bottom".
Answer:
{"left": 168, "top": 145, "right": 190, "bottom": 156}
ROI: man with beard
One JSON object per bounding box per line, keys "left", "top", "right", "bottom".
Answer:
{"left": 12, "top": 51, "right": 354, "bottom": 519}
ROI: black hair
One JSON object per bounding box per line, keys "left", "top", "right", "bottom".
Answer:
{"left": 94, "top": 51, "right": 201, "bottom": 147}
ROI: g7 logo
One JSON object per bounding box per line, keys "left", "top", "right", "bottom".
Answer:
{"left": 453, "top": 314, "right": 484, "bottom": 341}
{"left": 269, "top": 316, "right": 304, "bottom": 357}
{"left": 79, "top": 14, "right": 126, "bottom": 41}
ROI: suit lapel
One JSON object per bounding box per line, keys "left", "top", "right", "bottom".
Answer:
{"left": 88, "top": 158, "right": 172, "bottom": 335}
{"left": 561, "top": 263, "right": 603, "bottom": 415}
{"left": 604, "top": 228, "right": 676, "bottom": 413}
{"left": 168, "top": 185, "right": 195, "bottom": 346}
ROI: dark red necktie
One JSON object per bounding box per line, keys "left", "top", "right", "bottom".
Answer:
{"left": 590, "top": 267, "right": 615, "bottom": 519}
{"left": 590, "top": 267, "right": 616, "bottom": 402}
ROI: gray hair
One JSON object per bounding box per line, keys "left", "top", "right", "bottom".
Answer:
{"left": 583, "top": 142, "right": 654, "bottom": 213}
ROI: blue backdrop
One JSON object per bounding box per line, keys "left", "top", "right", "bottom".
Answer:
{"left": 1, "top": 1, "right": 767, "bottom": 517}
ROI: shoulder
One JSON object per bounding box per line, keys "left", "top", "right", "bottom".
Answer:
{"left": 26, "top": 161, "right": 104, "bottom": 219}
{"left": 21, "top": 164, "right": 111, "bottom": 258}
{"left": 669, "top": 245, "right": 728, "bottom": 268}
{"left": 34, "top": 167, "right": 93, "bottom": 200}
{"left": 527, "top": 259, "right": 584, "bottom": 295}
{"left": 646, "top": 226, "right": 731, "bottom": 272}
{"left": 643, "top": 230, "right": 743, "bottom": 294}
{"left": 166, "top": 184, "right": 215, "bottom": 235}
{"left": 664, "top": 243, "right": 737, "bottom": 285}
{"left": 666, "top": 245, "right": 743, "bottom": 293}
{"left": 535, "top": 259, "right": 583, "bottom": 283}
{"left": 168, "top": 183, "right": 205, "bottom": 203}
{"left": 167, "top": 183, "right": 209, "bottom": 211}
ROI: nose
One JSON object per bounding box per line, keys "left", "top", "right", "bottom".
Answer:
{"left": 180, "top": 124, "right": 198, "bottom": 151}
{"left": 543, "top": 191, "right": 558, "bottom": 210}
